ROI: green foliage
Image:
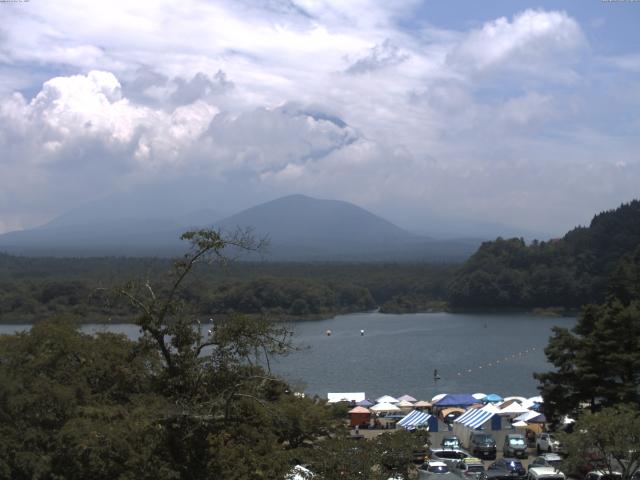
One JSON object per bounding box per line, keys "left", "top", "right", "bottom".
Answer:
{"left": 304, "top": 429, "right": 428, "bottom": 480}
{"left": 449, "top": 200, "right": 640, "bottom": 309}
{"left": 535, "top": 246, "right": 640, "bottom": 422}
{"left": 0, "top": 254, "right": 455, "bottom": 323}
{"left": 559, "top": 406, "right": 640, "bottom": 480}
{"left": 0, "top": 229, "right": 350, "bottom": 478}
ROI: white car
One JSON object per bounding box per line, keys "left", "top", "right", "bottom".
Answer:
{"left": 536, "top": 433, "right": 563, "bottom": 454}
{"left": 527, "top": 466, "right": 566, "bottom": 480}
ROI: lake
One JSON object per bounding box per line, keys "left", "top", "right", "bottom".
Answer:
{"left": 0, "top": 311, "right": 574, "bottom": 402}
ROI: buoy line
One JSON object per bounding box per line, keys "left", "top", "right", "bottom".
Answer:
{"left": 452, "top": 346, "right": 541, "bottom": 377}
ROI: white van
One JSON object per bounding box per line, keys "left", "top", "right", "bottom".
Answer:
{"left": 528, "top": 467, "right": 566, "bottom": 480}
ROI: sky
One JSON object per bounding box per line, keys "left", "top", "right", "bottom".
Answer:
{"left": 0, "top": 0, "right": 639, "bottom": 237}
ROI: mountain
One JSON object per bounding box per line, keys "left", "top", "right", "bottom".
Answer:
{"left": 448, "top": 199, "right": 640, "bottom": 309}
{"left": 214, "top": 194, "right": 479, "bottom": 261}
{"left": 0, "top": 193, "right": 480, "bottom": 260}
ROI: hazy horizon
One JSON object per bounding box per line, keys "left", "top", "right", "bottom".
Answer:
{"left": 1, "top": 1, "right": 639, "bottom": 238}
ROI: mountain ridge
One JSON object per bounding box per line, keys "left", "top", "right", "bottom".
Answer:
{"left": 0, "top": 193, "right": 478, "bottom": 260}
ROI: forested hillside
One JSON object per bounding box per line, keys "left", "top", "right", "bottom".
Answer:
{"left": 0, "top": 255, "right": 454, "bottom": 323}
{"left": 448, "top": 200, "right": 640, "bottom": 309}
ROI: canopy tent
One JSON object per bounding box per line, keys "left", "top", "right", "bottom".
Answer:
{"left": 397, "top": 400, "right": 415, "bottom": 410}
{"left": 398, "top": 394, "right": 417, "bottom": 402}
{"left": 370, "top": 402, "right": 401, "bottom": 413}
{"left": 348, "top": 406, "right": 371, "bottom": 414}
{"left": 514, "top": 410, "right": 542, "bottom": 423}
{"left": 439, "top": 407, "right": 465, "bottom": 419}
{"left": 528, "top": 413, "right": 547, "bottom": 423}
{"left": 397, "top": 410, "right": 433, "bottom": 430}
{"left": 327, "top": 392, "right": 365, "bottom": 404}
{"left": 376, "top": 395, "right": 400, "bottom": 404}
{"left": 414, "top": 400, "right": 432, "bottom": 408}
{"left": 356, "top": 399, "right": 374, "bottom": 407}
{"left": 472, "top": 393, "right": 487, "bottom": 400}
{"left": 454, "top": 406, "right": 499, "bottom": 429}
{"left": 512, "top": 420, "right": 528, "bottom": 427}
{"left": 499, "top": 402, "right": 532, "bottom": 415}
{"left": 348, "top": 406, "right": 371, "bottom": 427}
{"left": 503, "top": 396, "right": 527, "bottom": 403}
{"left": 434, "top": 394, "right": 478, "bottom": 407}
{"left": 483, "top": 393, "right": 503, "bottom": 403}
{"left": 431, "top": 393, "right": 447, "bottom": 403}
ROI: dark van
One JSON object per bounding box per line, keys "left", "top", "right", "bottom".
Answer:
{"left": 469, "top": 433, "right": 497, "bottom": 460}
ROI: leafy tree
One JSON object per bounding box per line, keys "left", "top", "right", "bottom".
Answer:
{"left": 535, "top": 246, "right": 640, "bottom": 422}
{"left": 0, "top": 229, "right": 346, "bottom": 478}
{"left": 559, "top": 406, "right": 640, "bottom": 480}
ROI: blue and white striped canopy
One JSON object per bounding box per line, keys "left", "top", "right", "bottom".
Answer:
{"left": 454, "top": 408, "right": 496, "bottom": 429}
{"left": 397, "top": 410, "right": 432, "bottom": 429}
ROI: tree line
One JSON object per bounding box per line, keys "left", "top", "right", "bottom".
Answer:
{"left": 0, "top": 255, "right": 455, "bottom": 323}
{"left": 449, "top": 200, "right": 640, "bottom": 310}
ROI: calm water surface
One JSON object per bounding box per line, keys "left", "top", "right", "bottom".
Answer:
{"left": 0, "top": 312, "right": 574, "bottom": 401}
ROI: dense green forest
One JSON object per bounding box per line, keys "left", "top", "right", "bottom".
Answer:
{"left": 449, "top": 200, "right": 640, "bottom": 310}
{"left": 0, "top": 230, "right": 430, "bottom": 479}
{"left": 0, "top": 254, "right": 454, "bottom": 323}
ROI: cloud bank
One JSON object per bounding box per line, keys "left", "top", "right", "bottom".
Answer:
{"left": 0, "top": 2, "right": 638, "bottom": 235}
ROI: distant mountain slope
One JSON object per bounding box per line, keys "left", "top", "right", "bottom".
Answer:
{"left": 215, "top": 194, "right": 478, "bottom": 261}
{"left": 0, "top": 212, "right": 222, "bottom": 257}
{"left": 448, "top": 200, "right": 640, "bottom": 309}
{"left": 217, "top": 194, "right": 414, "bottom": 246}
{"left": 0, "top": 193, "right": 480, "bottom": 260}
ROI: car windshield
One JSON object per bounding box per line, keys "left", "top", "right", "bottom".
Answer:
{"left": 475, "top": 435, "right": 494, "bottom": 444}
{"left": 547, "top": 460, "right": 562, "bottom": 468}
{"left": 430, "top": 465, "right": 450, "bottom": 474}
{"left": 444, "top": 439, "right": 459, "bottom": 447}
{"left": 469, "top": 466, "right": 485, "bottom": 473}
{"left": 508, "top": 461, "right": 523, "bottom": 470}
{"left": 509, "top": 439, "right": 526, "bottom": 446}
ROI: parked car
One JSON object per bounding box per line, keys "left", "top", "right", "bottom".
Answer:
{"left": 585, "top": 471, "right": 623, "bottom": 480}
{"left": 480, "top": 470, "right": 518, "bottom": 480}
{"left": 468, "top": 432, "right": 497, "bottom": 460}
{"left": 528, "top": 453, "right": 563, "bottom": 471}
{"left": 419, "top": 461, "right": 459, "bottom": 480}
{"left": 526, "top": 467, "right": 565, "bottom": 480}
{"left": 488, "top": 458, "right": 527, "bottom": 479}
{"left": 503, "top": 434, "right": 528, "bottom": 459}
{"left": 429, "top": 448, "right": 473, "bottom": 468}
{"left": 442, "top": 435, "right": 462, "bottom": 449}
{"left": 536, "top": 433, "right": 563, "bottom": 454}
{"left": 453, "top": 457, "right": 486, "bottom": 480}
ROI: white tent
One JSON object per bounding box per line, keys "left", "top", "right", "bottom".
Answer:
{"left": 397, "top": 400, "right": 415, "bottom": 410}
{"left": 472, "top": 392, "right": 487, "bottom": 400}
{"left": 398, "top": 394, "right": 417, "bottom": 402}
{"left": 370, "top": 402, "right": 401, "bottom": 413}
{"left": 514, "top": 410, "right": 542, "bottom": 423}
{"left": 431, "top": 393, "right": 447, "bottom": 403}
{"left": 327, "top": 392, "right": 365, "bottom": 404}
{"left": 503, "top": 396, "right": 528, "bottom": 403}
{"left": 499, "top": 403, "right": 532, "bottom": 415}
{"left": 376, "top": 395, "right": 400, "bottom": 404}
